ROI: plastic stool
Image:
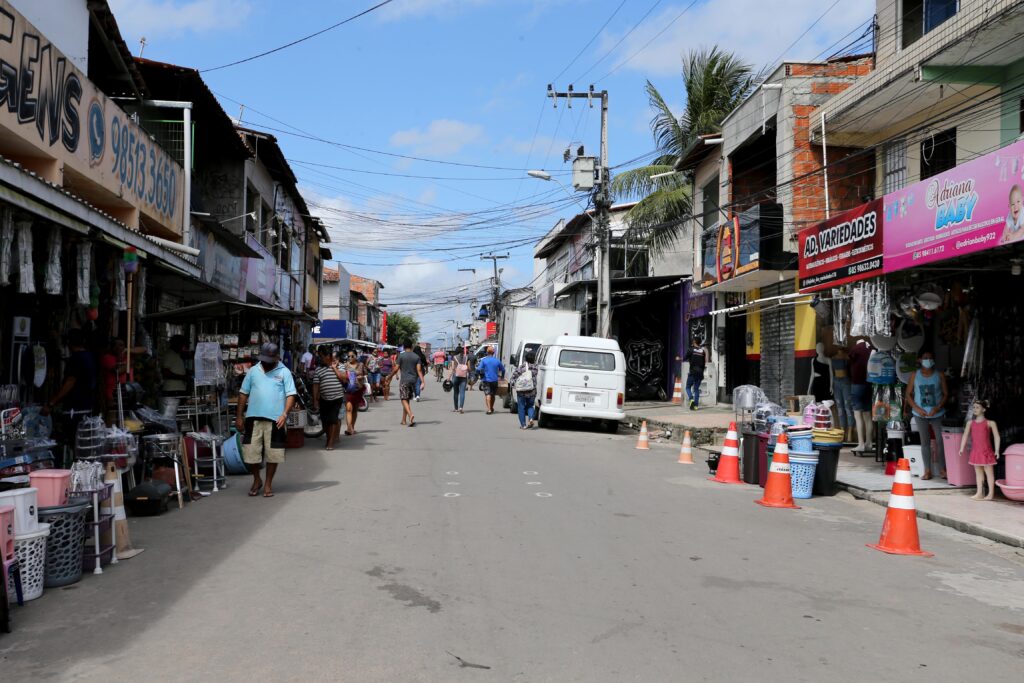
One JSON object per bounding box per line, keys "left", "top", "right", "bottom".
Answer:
{"left": 3, "top": 557, "right": 24, "bottom": 606}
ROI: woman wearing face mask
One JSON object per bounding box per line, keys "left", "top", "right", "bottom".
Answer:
{"left": 904, "top": 351, "right": 949, "bottom": 480}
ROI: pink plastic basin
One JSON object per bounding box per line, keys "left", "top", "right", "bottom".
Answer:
{"left": 0, "top": 505, "right": 14, "bottom": 560}
{"left": 995, "top": 480, "right": 1024, "bottom": 502}
{"left": 1003, "top": 446, "right": 1024, "bottom": 486}
{"left": 29, "top": 469, "right": 72, "bottom": 507}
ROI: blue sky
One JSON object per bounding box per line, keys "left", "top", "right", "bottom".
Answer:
{"left": 109, "top": 0, "right": 873, "bottom": 345}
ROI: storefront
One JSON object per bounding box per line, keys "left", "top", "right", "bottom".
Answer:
{"left": 799, "top": 139, "right": 1024, "bottom": 490}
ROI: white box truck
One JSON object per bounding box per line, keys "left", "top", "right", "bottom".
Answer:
{"left": 498, "top": 306, "right": 582, "bottom": 410}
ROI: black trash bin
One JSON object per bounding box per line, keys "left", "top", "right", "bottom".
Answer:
{"left": 741, "top": 428, "right": 759, "bottom": 485}
{"left": 812, "top": 443, "right": 841, "bottom": 496}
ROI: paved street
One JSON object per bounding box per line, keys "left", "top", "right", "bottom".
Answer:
{"left": 4, "top": 390, "right": 1024, "bottom": 682}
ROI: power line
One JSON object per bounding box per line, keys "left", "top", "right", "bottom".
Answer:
{"left": 201, "top": 0, "right": 395, "bottom": 72}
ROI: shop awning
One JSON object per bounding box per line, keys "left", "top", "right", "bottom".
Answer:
{"left": 555, "top": 275, "right": 685, "bottom": 297}
{"left": 145, "top": 300, "right": 318, "bottom": 323}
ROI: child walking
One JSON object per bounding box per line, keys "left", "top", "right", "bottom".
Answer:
{"left": 959, "top": 400, "right": 1000, "bottom": 500}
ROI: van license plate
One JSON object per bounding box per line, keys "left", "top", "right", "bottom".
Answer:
{"left": 573, "top": 393, "right": 596, "bottom": 404}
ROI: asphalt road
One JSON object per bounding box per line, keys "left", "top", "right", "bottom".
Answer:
{"left": 3, "top": 386, "right": 1024, "bottom": 682}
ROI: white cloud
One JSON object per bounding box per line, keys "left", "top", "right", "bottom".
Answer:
{"left": 108, "top": 0, "right": 252, "bottom": 39}
{"left": 389, "top": 119, "right": 485, "bottom": 156}
{"left": 598, "top": 0, "right": 875, "bottom": 76}
{"left": 375, "top": 0, "right": 497, "bottom": 22}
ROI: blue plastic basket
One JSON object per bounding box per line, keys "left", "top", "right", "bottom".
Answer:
{"left": 789, "top": 453, "right": 818, "bottom": 499}
{"left": 789, "top": 434, "right": 813, "bottom": 452}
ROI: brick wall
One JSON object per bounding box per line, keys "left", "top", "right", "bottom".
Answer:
{"left": 349, "top": 275, "right": 380, "bottom": 306}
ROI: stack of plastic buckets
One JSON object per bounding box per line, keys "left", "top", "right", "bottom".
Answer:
{"left": 0, "top": 487, "right": 50, "bottom": 601}
{"left": 788, "top": 426, "right": 819, "bottom": 500}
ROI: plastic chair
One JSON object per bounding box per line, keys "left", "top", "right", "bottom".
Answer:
{"left": 3, "top": 557, "right": 24, "bottom": 606}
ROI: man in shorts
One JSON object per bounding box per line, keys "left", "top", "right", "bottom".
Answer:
{"left": 387, "top": 339, "right": 424, "bottom": 427}
{"left": 236, "top": 343, "right": 297, "bottom": 497}
{"left": 476, "top": 346, "right": 505, "bottom": 414}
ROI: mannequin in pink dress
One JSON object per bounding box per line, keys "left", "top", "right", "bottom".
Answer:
{"left": 959, "top": 400, "right": 1000, "bottom": 500}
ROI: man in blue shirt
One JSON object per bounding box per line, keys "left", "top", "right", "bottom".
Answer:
{"left": 476, "top": 346, "right": 504, "bottom": 414}
{"left": 237, "top": 343, "right": 297, "bottom": 497}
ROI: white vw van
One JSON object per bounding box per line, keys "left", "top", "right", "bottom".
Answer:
{"left": 535, "top": 336, "right": 626, "bottom": 432}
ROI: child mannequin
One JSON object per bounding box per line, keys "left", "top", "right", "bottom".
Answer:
{"left": 959, "top": 400, "right": 1000, "bottom": 501}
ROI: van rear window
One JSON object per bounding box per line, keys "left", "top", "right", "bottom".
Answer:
{"left": 558, "top": 349, "right": 615, "bottom": 371}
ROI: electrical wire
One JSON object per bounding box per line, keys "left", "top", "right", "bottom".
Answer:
{"left": 201, "top": 0, "right": 396, "bottom": 73}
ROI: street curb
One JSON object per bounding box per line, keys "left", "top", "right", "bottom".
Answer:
{"left": 623, "top": 416, "right": 728, "bottom": 446}
{"left": 837, "top": 482, "right": 1024, "bottom": 549}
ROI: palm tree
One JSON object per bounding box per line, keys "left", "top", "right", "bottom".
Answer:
{"left": 611, "top": 47, "right": 764, "bottom": 255}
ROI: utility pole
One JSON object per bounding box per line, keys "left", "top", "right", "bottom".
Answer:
{"left": 480, "top": 253, "right": 509, "bottom": 321}
{"left": 548, "top": 84, "right": 611, "bottom": 338}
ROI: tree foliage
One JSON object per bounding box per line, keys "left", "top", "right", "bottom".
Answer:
{"left": 386, "top": 312, "right": 421, "bottom": 346}
{"left": 611, "top": 47, "right": 764, "bottom": 255}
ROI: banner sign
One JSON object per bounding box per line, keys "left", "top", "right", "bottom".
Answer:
{"left": 0, "top": 1, "right": 183, "bottom": 235}
{"left": 883, "top": 139, "right": 1024, "bottom": 273}
{"left": 798, "top": 199, "right": 883, "bottom": 292}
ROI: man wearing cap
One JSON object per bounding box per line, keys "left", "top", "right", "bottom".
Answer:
{"left": 236, "top": 343, "right": 298, "bottom": 497}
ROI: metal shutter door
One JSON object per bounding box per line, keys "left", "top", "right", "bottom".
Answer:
{"left": 759, "top": 282, "right": 795, "bottom": 404}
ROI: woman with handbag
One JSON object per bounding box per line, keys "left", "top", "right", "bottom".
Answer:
{"left": 450, "top": 348, "right": 470, "bottom": 413}
{"left": 509, "top": 350, "right": 539, "bottom": 429}
{"left": 342, "top": 350, "right": 367, "bottom": 436}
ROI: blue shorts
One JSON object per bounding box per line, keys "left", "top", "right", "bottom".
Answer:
{"left": 369, "top": 372, "right": 381, "bottom": 384}
{"left": 851, "top": 383, "right": 871, "bottom": 411}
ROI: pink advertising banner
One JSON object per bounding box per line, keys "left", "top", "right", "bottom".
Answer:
{"left": 883, "top": 139, "right": 1024, "bottom": 273}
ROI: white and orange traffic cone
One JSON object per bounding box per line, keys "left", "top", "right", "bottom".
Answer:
{"left": 677, "top": 430, "right": 694, "bottom": 464}
{"left": 635, "top": 421, "right": 651, "bottom": 450}
{"left": 868, "top": 458, "right": 933, "bottom": 557}
{"left": 756, "top": 433, "right": 799, "bottom": 509}
{"left": 711, "top": 422, "right": 743, "bottom": 484}
{"left": 671, "top": 376, "right": 683, "bottom": 405}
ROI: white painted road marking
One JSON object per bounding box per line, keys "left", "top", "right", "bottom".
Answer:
{"left": 523, "top": 471, "right": 538, "bottom": 475}
{"left": 535, "top": 492, "right": 552, "bottom": 498}
{"left": 446, "top": 471, "right": 459, "bottom": 475}
{"left": 526, "top": 482, "right": 542, "bottom": 486}
{"left": 444, "top": 492, "right": 461, "bottom": 498}
{"left": 446, "top": 482, "right": 460, "bottom": 486}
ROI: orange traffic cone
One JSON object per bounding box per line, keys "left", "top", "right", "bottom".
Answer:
{"left": 868, "top": 458, "right": 933, "bottom": 557}
{"left": 635, "top": 421, "right": 650, "bottom": 450}
{"left": 671, "top": 376, "right": 683, "bottom": 405}
{"left": 677, "top": 431, "right": 693, "bottom": 464}
{"left": 710, "top": 422, "right": 743, "bottom": 484}
{"left": 756, "top": 433, "right": 799, "bottom": 509}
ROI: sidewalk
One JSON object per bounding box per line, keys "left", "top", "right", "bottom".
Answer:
{"left": 836, "top": 447, "right": 1024, "bottom": 549}
{"left": 622, "top": 401, "right": 734, "bottom": 445}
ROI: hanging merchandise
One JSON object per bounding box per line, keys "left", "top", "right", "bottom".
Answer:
{"left": 77, "top": 242, "right": 91, "bottom": 306}
{"left": 0, "top": 207, "right": 12, "bottom": 286}
{"left": 32, "top": 344, "right": 46, "bottom": 388}
{"left": 867, "top": 350, "right": 897, "bottom": 385}
{"left": 123, "top": 247, "right": 139, "bottom": 273}
{"left": 832, "top": 294, "right": 848, "bottom": 346}
{"left": 87, "top": 283, "right": 100, "bottom": 321}
{"left": 871, "top": 385, "right": 902, "bottom": 423}
{"left": 114, "top": 262, "right": 127, "bottom": 312}
{"left": 849, "top": 286, "right": 866, "bottom": 337}
{"left": 961, "top": 317, "right": 981, "bottom": 379}
{"left": 896, "top": 319, "right": 924, "bottom": 353}
{"left": 135, "top": 266, "right": 146, "bottom": 317}
{"left": 44, "top": 226, "right": 62, "bottom": 295}
{"left": 16, "top": 220, "right": 34, "bottom": 294}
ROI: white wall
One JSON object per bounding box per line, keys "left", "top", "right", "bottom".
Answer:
{"left": 12, "top": 0, "right": 90, "bottom": 72}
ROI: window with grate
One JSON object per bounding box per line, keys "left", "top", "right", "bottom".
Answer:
{"left": 245, "top": 183, "right": 259, "bottom": 234}
{"left": 883, "top": 139, "right": 907, "bottom": 193}
{"left": 920, "top": 128, "right": 957, "bottom": 180}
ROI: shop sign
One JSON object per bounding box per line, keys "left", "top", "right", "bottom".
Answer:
{"left": 380, "top": 311, "right": 388, "bottom": 344}
{"left": 883, "top": 139, "right": 1024, "bottom": 273}
{"left": 0, "top": 2, "right": 182, "bottom": 235}
{"left": 245, "top": 233, "right": 275, "bottom": 304}
{"left": 715, "top": 217, "right": 739, "bottom": 282}
{"left": 798, "top": 199, "right": 883, "bottom": 292}
{"left": 194, "top": 226, "right": 247, "bottom": 301}
{"left": 686, "top": 289, "right": 713, "bottom": 320}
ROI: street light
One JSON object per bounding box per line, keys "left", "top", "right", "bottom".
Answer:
{"left": 527, "top": 170, "right": 590, "bottom": 213}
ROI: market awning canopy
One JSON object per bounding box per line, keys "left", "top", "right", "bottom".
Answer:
{"left": 145, "top": 300, "right": 318, "bottom": 323}
{"left": 555, "top": 275, "right": 685, "bottom": 297}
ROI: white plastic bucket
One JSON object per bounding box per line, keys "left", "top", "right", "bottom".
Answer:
{"left": 0, "top": 488, "right": 39, "bottom": 535}
{"left": 9, "top": 522, "right": 50, "bottom": 601}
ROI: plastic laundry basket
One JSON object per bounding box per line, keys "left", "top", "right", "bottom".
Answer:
{"left": 789, "top": 452, "right": 819, "bottom": 500}
{"left": 29, "top": 470, "right": 71, "bottom": 508}
{"left": 38, "top": 503, "right": 89, "bottom": 588}
{"left": 7, "top": 523, "right": 50, "bottom": 601}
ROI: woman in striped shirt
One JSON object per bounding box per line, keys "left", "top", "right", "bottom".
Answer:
{"left": 312, "top": 346, "right": 346, "bottom": 450}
